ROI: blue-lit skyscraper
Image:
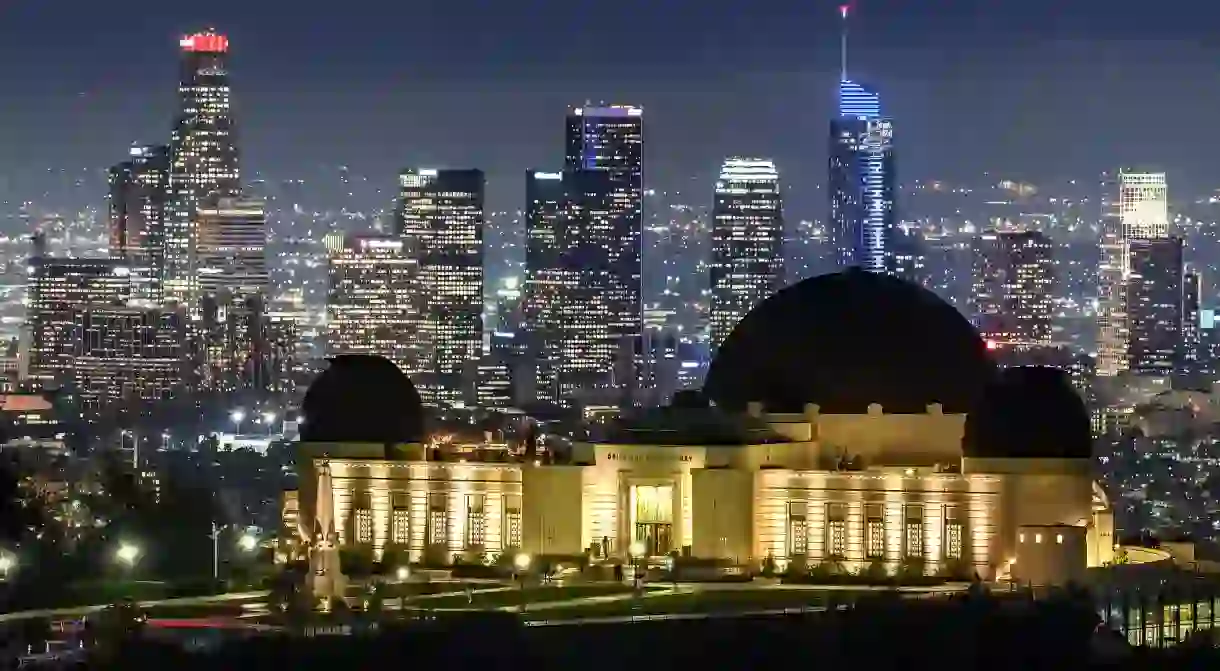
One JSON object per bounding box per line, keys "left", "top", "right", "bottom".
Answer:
{"left": 828, "top": 5, "right": 896, "bottom": 273}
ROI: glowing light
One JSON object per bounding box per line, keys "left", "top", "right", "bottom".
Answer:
{"left": 180, "top": 33, "right": 229, "bottom": 53}
{"left": 985, "top": 339, "right": 999, "bottom": 351}
{"left": 840, "top": 4, "right": 850, "bottom": 18}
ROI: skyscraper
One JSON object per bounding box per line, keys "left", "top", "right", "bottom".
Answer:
{"left": 165, "top": 31, "right": 240, "bottom": 305}
{"left": 1097, "top": 170, "right": 1168, "bottom": 377}
{"left": 326, "top": 236, "right": 422, "bottom": 377}
{"left": 523, "top": 169, "right": 618, "bottom": 405}
{"left": 564, "top": 105, "right": 644, "bottom": 401}
{"left": 28, "top": 259, "right": 133, "bottom": 385}
{"left": 397, "top": 169, "right": 484, "bottom": 407}
{"left": 108, "top": 144, "right": 169, "bottom": 301}
{"left": 194, "top": 196, "right": 267, "bottom": 300}
{"left": 1127, "top": 237, "right": 1183, "bottom": 377}
{"left": 971, "top": 230, "right": 1054, "bottom": 349}
{"left": 1181, "top": 268, "right": 1202, "bottom": 380}
{"left": 828, "top": 6, "right": 895, "bottom": 273}
{"left": 709, "top": 158, "right": 783, "bottom": 350}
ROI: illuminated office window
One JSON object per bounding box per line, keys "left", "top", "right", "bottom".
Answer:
{"left": 503, "top": 496, "right": 522, "bottom": 548}
{"left": 826, "top": 503, "right": 847, "bottom": 558}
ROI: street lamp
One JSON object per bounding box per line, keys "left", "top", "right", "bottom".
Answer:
{"left": 238, "top": 534, "right": 258, "bottom": 552}
{"left": 116, "top": 543, "right": 140, "bottom": 568}
{"left": 396, "top": 566, "right": 410, "bottom": 582}
{"left": 629, "top": 541, "right": 646, "bottom": 591}
{"left": 230, "top": 409, "right": 245, "bottom": 433}
{"left": 0, "top": 553, "right": 15, "bottom": 580}
{"left": 514, "top": 553, "right": 530, "bottom": 612}
{"left": 262, "top": 411, "right": 276, "bottom": 435}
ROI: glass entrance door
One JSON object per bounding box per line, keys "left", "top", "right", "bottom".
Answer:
{"left": 630, "top": 484, "right": 674, "bottom": 557}
{"left": 635, "top": 522, "right": 673, "bottom": 556}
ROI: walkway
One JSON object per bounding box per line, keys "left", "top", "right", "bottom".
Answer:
{"left": 0, "top": 590, "right": 269, "bottom": 624}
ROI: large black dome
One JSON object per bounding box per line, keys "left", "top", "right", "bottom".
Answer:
{"left": 704, "top": 269, "right": 996, "bottom": 414}
{"left": 301, "top": 355, "right": 425, "bottom": 443}
{"left": 963, "top": 366, "right": 1092, "bottom": 459}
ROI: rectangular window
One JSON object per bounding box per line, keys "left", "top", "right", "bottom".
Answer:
{"left": 503, "top": 495, "right": 522, "bottom": 549}
{"left": 355, "top": 508, "right": 373, "bottom": 544}
{"left": 428, "top": 493, "right": 447, "bottom": 546}
{"left": 826, "top": 503, "right": 847, "bottom": 558}
{"left": 788, "top": 502, "right": 807, "bottom": 556}
{"left": 466, "top": 494, "right": 486, "bottom": 547}
{"left": 905, "top": 505, "right": 924, "bottom": 558}
{"left": 866, "top": 504, "right": 885, "bottom": 559}
{"left": 392, "top": 509, "right": 410, "bottom": 546}
{"left": 944, "top": 506, "right": 963, "bottom": 560}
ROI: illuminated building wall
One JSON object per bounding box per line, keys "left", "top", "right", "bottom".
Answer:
{"left": 292, "top": 406, "right": 1105, "bottom": 584}
{"left": 523, "top": 169, "right": 619, "bottom": 405}
{"left": 28, "top": 259, "right": 132, "bottom": 385}
{"left": 198, "top": 292, "right": 267, "bottom": 393}
{"left": 1097, "top": 170, "right": 1169, "bottom": 377}
{"left": 108, "top": 145, "right": 170, "bottom": 301}
{"left": 71, "top": 304, "right": 187, "bottom": 411}
{"left": 397, "top": 169, "right": 485, "bottom": 408}
{"left": 326, "top": 236, "right": 423, "bottom": 378}
{"left": 1181, "top": 269, "right": 1202, "bottom": 379}
{"left": 971, "top": 231, "right": 1053, "bottom": 348}
{"left": 195, "top": 197, "right": 267, "bottom": 300}
{"left": 829, "top": 80, "right": 895, "bottom": 274}
{"left": 564, "top": 105, "right": 644, "bottom": 401}
{"left": 165, "top": 31, "right": 240, "bottom": 305}
{"left": 1127, "top": 236, "right": 1183, "bottom": 377}
{"left": 709, "top": 158, "right": 783, "bottom": 350}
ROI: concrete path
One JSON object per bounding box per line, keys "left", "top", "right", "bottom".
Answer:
{"left": 0, "top": 590, "right": 269, "bottom": 624}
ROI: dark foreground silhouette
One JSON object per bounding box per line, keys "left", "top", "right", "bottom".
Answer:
{"left": 91, "top": 594, "right": 1220, "bottom": 670}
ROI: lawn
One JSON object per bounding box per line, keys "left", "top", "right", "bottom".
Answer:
{"left": 523, "top": 587, "right": 856, "bottom": 621}
{"left": 415, "top": 583, "right": 636, "bottom": 610}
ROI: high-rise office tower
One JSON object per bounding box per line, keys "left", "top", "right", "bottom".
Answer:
{"left": 829, "top": 6, "right": 895, "bottom": 273}
{"left": 709, "top": 158, "right": 783, "bottom": 350}
{"left": 397, "top": 169, "right": 484, "bottom": 407}
{"left": 72, "top": 305, "right": 187, "bottom": 413}
{"left": 194, "top": 196, "right": 267, "bottom": 300}
{"left": 1127, "top": 236, "right": 1183, "bottom": 377}
{"left": 523, "top": 169, "right": 616, "bottom": 405}
{"left": 326, "top": 235, "right": 423, "bottom": 382}
{"left": 564, "top": 104, "right": 644, "bottom": 401}
{"left": 1097, "top": 170, "right": 1168, "bottom": 377}
{"left": 1181, "top": 268, "right": 1202, "bottom": 380}
{"left": 971, "top": 230, "right": 1054, "bottom": 349}
{"left": 28, "top": 259, "right": 133, "bottom": 385}
{"left": 165, "top": 31, "right": 240, "bottom": 305}
{"left": 108, "top": 144, "right": 170, "bottom": 301}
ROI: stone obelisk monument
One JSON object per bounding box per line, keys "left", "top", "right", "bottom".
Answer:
{"left": 307, "top": 460, "right": 346, "bottom": 601}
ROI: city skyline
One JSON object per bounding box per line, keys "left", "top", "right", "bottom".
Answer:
{"left": 3, "top": 1, "right": 1220, "bottom": 217}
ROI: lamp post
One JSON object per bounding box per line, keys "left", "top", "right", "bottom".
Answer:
{"left": 116, "top": 543, "right": 140, "bottom": 575}
{"left": 629, "top": 540, "right": 646, "bottom": 592}
{"left": 230, "top": 409, "right": 245, "bottom": 434}
{"left": 0, "top": 553, "right": 14, "bottom": 580}
{"left": 514, "top": 552, "right": 530, "bottom": 612}
{"left": 262, "top": 411, "right": 276, "bottom": 436}
{"left": 211, "top": 522, "right": 221, "bottom": 581}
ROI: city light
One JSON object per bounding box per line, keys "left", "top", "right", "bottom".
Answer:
{"left": 230, "top": 409, "right": 245, "bottom": 424}
{"left": 238, "top": 534, "right": 257, "bottom": 552}
{"left": 116, "top": 543, "right": 141, "bottom": 566}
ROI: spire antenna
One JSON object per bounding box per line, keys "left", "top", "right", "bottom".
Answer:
{"left": 839, "top": 4, "right": 850, "bottom": 81}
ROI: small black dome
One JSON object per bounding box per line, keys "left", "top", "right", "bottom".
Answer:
{"left": 963, "top": 366, "right": 1092, "bottom": 459}
{"left": 301, "top": 355, "right": 425, "bottom": 443}
{"left": 704, "top": 269, "right": 996, "bottom": 413}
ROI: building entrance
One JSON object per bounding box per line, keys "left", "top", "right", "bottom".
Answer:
{"left": 635, "top": 522, "right": 673, "bottom": 556}
{"left": 630, "top": 484, "right": 674, "bottom": 557}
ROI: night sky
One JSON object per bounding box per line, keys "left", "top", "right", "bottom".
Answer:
{"left": 1, "top": 0, "right": 1217, "bottom": 215}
